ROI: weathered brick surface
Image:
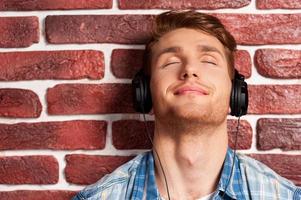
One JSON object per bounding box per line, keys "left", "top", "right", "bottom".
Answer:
{"left": 254, "top": 49, "right": 301, "bottom": 79}
{"left": 111, "top": 49, "right": 251, "bottom": 79}
{"left": 1, "top": 1, "right": 301, "bottom": 193}
{"left": 257, "top": 0, "right": 301, "bottom": 9}
{"left": 0, "top": 50, "right": 104, "bottom": 81}
{"left": 111, "top": 49, "right": 144, "bottom": 79}
{"left": 0, "top": 17, "right": 39, "bottom": 48}
{"left": 65, "top": 154, "right": 133, "bottom": 184}
{"left": 47, "top": 84, "right": 134, "bottom": 115}
{"left": 0, "top": 89, "right": 42, "bottom": 118}
{"left": 227, "top": 119, "right": 252, "bottom": 150}
{"left": 249, "top": 85, "right": 301, "bottom": 114}
{"left": 0, "top": 0, "right": 112, "bottom": 10}
{"left": 216, "top": 14, "right": 301, "bottom": 45}
{"left": 46, "top": 14, "right": 301, "bottom": 45}
{"left": 46, "top": 15, "right": 154, "bottom": 44}
{"left": 112, "top": 120, "right": 154, "bottom": 149}
{"left": 234, "top": 50, "right": 251, "bottom": 78}
{"left": 0, "top": 190, "right": 77, "bottom": 200}
{"left": 112, "top": 119, "right": 252, "bottom": 150}
{"left": 0, "top": 120, "right": 107, "bottom": 150}
{"left": 0, "top": 156, "right": 58, "bottom": 184}
{"left": 118, "top": 0, "right": 250, "bottom": 9}
{"left": 250, "top": 154, "right": 301, "bottom": 186}
{"left": 257, "top": 118, "right": 301, "bottom": 150}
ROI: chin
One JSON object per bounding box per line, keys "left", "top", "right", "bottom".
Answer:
{"left": 171, "top": 105, "right": 228, "bottom": 125}
{"left": 177, "top": 111, "right": 212, "bottom": 123}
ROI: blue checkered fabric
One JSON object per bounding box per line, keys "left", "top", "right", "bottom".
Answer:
{"left": 72, "top": 148, "right": 301, "bottom": 200}
{"left": 131, "top": 148, "right": 301, "bottom": 200}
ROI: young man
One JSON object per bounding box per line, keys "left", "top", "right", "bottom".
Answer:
{"left": 72, "top": 10, "right": 301, "bottom": 200}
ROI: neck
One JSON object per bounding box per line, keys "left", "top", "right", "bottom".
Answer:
{"left": 153, "top": 119, "right": 228, "bottom": 200}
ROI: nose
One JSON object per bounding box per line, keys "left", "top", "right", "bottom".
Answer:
{"left": 182, "top": 72, "right": 198, "bottom": 79}
{"left": 180, "top": 63, "right": 199, "bottom": 80}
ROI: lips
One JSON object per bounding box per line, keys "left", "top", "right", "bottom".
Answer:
{"left": 174, "top": 85, "right": 209, "bottom": 96}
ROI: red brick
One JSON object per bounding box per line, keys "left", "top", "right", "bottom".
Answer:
{"left": 0, "top": 50, "right": 104, "bottom": 81}
{"left": 0, "top": 0, "right": 112, "bottom": 10}
{"left": 216, "top": 14, "right": 301, "bottom": 45}
{"left": 249, "top": 85, "right": 301, "bottom": 114}
{"left": 111, "top": 49, "right": 144, "bottom": 79}
{"left": 46, "top": 15, "right": 154, "bottom": 44}
{"left": 112, "top": 120, "right": 154, "bottom": 149}
{"left": 234, "top": 50, "right": 251, "bottom": 78}
{"left": 118, "top": 0, "right": 250, "bottom": 9}
{"left": 0, "top": 190, "right": 77, "bottom": 200}
{"left": 0, "top": 89, "right": 41, "bottom": 118}
{"left": 0, "top": 120, "right": 107, "bottom": 150}
{"left": 112, "top": 119, "right": 252, "bottom": 150}
{"left": 257, "top": 0, "right": 301, "bottom": 9}
{"left": 0, "top": 17, "right": 39, "bottom": 48}
{"left": 65, "top": 154, "right": 133, "bottom": 184}
{"left": 227, "top": 119, "right": 252, "bottom": 150}
{"left": 0, "top": 156, "right": 58, "bottom": 184}
{"left": 111, "top": 49, "right": 251, "bottom": 79}
{"left": 250, "top": 154, "right": 301, "bottom": 186}
{"left": 47, "top": 84, "right": 134, "bottom": 115}
{"left": 257, "top": 118, "right": 301, "bottom": 151}
{"left": 254, "top": 49, "right": 301, "bottom": 79}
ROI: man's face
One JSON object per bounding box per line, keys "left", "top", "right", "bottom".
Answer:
{"left": 150, "top": 28, "right": 232, "bottom": 125}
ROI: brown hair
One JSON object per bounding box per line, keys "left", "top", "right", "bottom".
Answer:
{"left": 144, "top": 10, "right": 236, "bottom": 78}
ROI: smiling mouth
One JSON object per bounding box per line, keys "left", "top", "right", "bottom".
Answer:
{"left": 174, "top": 90, "right": 207, "bottom": 95}
{"left": 174, "top": 86, "right": 209, "bottom": 96}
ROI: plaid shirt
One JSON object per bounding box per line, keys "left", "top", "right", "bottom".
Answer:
{"left": 72, "top": 148, "right": 301, "bottom": 200}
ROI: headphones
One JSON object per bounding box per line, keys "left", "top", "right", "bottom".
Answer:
{"left": 132, "top": 68, "right": 248, "bottom": 117}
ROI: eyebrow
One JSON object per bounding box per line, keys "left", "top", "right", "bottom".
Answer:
{"left": 154, "top": 46, "right": 181, "bottom": 59}
{"left": 155, "top": 44, "right": 225, "bottom": 60}
{"left": 197, "top": 44, "right": 225, "bottom": 59}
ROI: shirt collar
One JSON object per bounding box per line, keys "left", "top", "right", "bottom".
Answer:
{"left": 132, "top": 151, "right": 160, "bottom": 200}
{"left": 146, "top": 151, "right": 161, "bottom": 199}
{"left": 135, "top": 148, "right": 244, "bottom": 200}
{"left": 216, "top": 147, "right": 244, "bottom": 200}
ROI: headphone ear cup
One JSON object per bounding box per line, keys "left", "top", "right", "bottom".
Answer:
{"left": 230, "top": 79, "right": 237, "bottom": 116}
{"left": 240, "top": 80, "right": 248, "bottom": 116}
{"left": 132, "top": 70, "right": 152, "bottom": 113}
{"left": 230, "top": 70, "right": 248, "bottom": 117}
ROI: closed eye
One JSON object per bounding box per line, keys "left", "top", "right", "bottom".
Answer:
{"left": 201, "top": 61, "right": 217, "bottom": 65}
{"left": 162, "top": 62, "right": 181, "bottom": 68}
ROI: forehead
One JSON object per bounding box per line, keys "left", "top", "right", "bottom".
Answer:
{"left": 151, "top": 28, "right": 226, "bottom": 59}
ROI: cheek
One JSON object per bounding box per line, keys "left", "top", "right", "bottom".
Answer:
{"left": 222, "top": 79, "right": 232, "bottom": 95}
{"left": 151, "top": 79, "right": 165, "bottom": 97}
{"left": 224, "top": 80, "right": 233, "bottom": 101}
{"left": 212, "top": 76, "right": 232, "bottom": 98}
{"left": 150, "top": 76, "right": 163, "bottom": 100}
{"left": 150, "top": 75, "right": 173, "bottom": 102}
{"left": 151, "top": 70, "right": 173, "bottom": 89}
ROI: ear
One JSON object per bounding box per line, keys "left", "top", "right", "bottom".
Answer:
{"left": 228, "top": 107, "right": 231, "bottom": 114}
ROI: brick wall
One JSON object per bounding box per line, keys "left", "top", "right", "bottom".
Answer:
{"left": 0, "top": 0, "right": 300, "bottom": 199}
